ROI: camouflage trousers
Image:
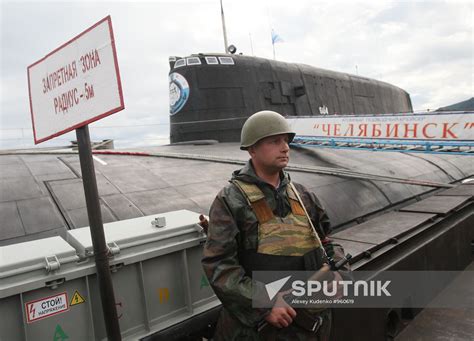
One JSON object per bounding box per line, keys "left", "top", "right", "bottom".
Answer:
{"left": 213, "top": 308, "right": 332, "bottom": 341}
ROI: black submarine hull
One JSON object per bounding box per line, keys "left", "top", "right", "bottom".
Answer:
{"left": 168, "top": 54, "right": 413, "bottom": 143}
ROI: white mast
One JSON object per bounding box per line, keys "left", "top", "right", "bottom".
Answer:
{"left": 249, "top": 32, "right": 254, "bottom": 55}
{"left": 220, "top": 0, "right": 229, "bottom": 54}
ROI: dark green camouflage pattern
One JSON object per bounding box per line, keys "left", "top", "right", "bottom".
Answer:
{"left": 202, "top": 161, "right": 350, "bottom": 340}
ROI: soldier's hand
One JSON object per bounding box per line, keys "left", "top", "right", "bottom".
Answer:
{"left": 264, "top": 293, "right": 297, "bottom": 328}
{"left": 198, "top": 214, "right": 209, "bottom": 234}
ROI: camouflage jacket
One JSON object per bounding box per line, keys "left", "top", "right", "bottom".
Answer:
{"left": 202, "top": 161, "right": 349, "bottom": 338}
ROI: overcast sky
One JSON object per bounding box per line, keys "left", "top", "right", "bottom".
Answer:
{"left": 0, "top": 0, "right": 472, "bottom": 149}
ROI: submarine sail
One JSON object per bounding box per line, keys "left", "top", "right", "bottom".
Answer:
{"left": 168, "top": 53, "right": 413, "bottom": 143}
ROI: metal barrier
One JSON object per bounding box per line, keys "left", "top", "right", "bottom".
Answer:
{"left": 0, "top": 210, "right": 219, "bottom": 341}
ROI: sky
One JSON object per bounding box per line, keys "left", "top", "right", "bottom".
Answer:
{"left": 0, "top": 0, "right": 472, "bottom": 150}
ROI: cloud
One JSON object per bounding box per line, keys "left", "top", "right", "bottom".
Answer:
{"left": 1, "top": 0, "right": 472, "bottom": 149}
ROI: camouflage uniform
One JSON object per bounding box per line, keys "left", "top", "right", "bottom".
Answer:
{"left": 202, "top": 161, "right": 350, "bottom": 340}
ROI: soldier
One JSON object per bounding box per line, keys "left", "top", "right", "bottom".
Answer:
{"left": 202, "top": 110, "right": 351, "bottom": 340}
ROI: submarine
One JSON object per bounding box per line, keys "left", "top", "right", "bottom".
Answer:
{"left": 168, "top": 53, "right": 413, "bottom": 144}
{"left": 0, "top": 53, "right": 473, "bottom": 340}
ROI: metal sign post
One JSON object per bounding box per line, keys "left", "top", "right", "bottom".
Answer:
{"left": 76, "top": 125, "right": 121, "bottom": 340}
{"left": 27, "top": 16, "right": 124, "bottom": 340}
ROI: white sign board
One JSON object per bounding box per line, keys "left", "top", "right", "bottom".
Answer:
{"left": 25, "top": 292, "right": 69, "bottom": 323}
{"left": 288, "top": 112, "right": 474, "bottom": 141}
{"left": 28, "top": 16, "right": 124, "bottom": 144}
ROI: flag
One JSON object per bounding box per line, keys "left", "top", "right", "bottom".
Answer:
{"left": 271, "top": 29, "right": 284, "bottom": 44}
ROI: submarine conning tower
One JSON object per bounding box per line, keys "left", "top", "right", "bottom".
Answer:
{"left": 168, "top": 53, "right": 413, "bottom": 143}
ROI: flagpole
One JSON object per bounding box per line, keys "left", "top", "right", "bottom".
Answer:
{"left": 249, "top": 33, "right": 254, "bottom": 56}
{"left": 220, "top": 0, "right": 229, "bottom": 53}
{"left": 271, "top": 28, "right": 275, "bottom": 60}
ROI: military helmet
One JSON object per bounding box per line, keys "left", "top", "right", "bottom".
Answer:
{"left": 240, "top": 110, "right": 295, "bottom": 150}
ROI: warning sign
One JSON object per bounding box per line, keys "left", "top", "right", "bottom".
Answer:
{"left": 25, "top": 292, "right": 69, "bottom": 323}
{"left": 27, "top": 16, "right": 124, "bottom": 144}
{"left": 70, "top": 291, "right": 85, "bottom": 306}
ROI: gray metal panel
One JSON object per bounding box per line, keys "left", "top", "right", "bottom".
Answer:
{"left": 149, "top": 143, "right": 249, "bottom": 162}
{"left": 49, "top": 179, "right": 87, "bottom": 210}
{"left": 150, "top": 162, "right": 234, "bottom": 187}
{"left": 300, "top": 70, "right": 319, "bottom": 116}
{"left": 292, "top": 146, "right": 451, "bottom": 188}
{"left": 1, "top": 210, "right": 215, "bottom": 341}
{"left": 141, "top": 252, "right": 187, "bottom": 323}
{"left": 100, "top": 167, "right": 169, "bottom": 193}
{"left": 310, "top": 180, "right": 391, "bottom": 227}
{"left": 135, "top": 155, "right": 205, "bottom": 169}
{"left": 95, "top": 173, "right": 121, "bottom": 196}
{"left": 58, "top": 154, "right": 80, "bottom": 164}
{"left": 35, "top": 172, "right": 77, "bottom": 195}
{"left": 331, "top": 211, "right": 435, "bottom": 244}
{"left": 48, "top": 177, "right": 119, "bottom": 211}
{"left": 321, "top": 76, "right": 339, "bottom": 114}
{"left": 197, "top": 88, "right": 245, "bottom": 111}
{"left": 335, "top": 78, "right": 354, "bottom": 114}
{"left": 196, "top": 65, "right": 245, "bottom": 88}
{"left": 93, "top": 264, "right": 148, "bottom": 338}
{"left": 0, "top": 162, "right": 31, "bottom": 178}
{"left": 406, "top": 153, "right": 473, "bottom": 179}
{"left": 0, "top": 227, "right": 66, "bottom": 247}
{"left": 20, "top": 278, "right": 93, "bottom": 340}
{"left": 0, "top": 201, "right": 24, "bottom": 240}
{"left": 24, "top": 159, "right": 72, "bottom": 176}
{"left": 127, "top": 187, "right": 202, "bottom": 216}
{"left": 16, "top": 196, "right": 66, "bottom": 234}
{"left": 330, "top": 238, "right": 377, "bottom": 257}
{"left": 372, "top": 181, "right": 426, "bottom": 204}
{"left": 20, "top": 154, "right": 68, "bottom": 163}
{"left": 1, "top": 141, "right": 472, "bottom": 245}
{"left": 438, "top": 185, "right": 474, "bottom": 197}
{"left": 0, "top": 236, "right": 76, "bottom": 274}
{"left": 90, "top": 154, "right": 141, "bottom": 168}
{"left": 0, "top": 155, "right": 23, "bottom": 165}
{"left": 66, "top": 210, "right": 201, "bottom": 256}
{"left": 174, "top": 179, "right": 229, "bottom": 213}
{"left": 395, "top": 261, "right": 474, "bottom": 341}
{"left": 0, "top": 295, "right": 23, "bottom": 341}
{"left": 67, "top": 204, "right": 117, "bottom": 228}
{"left": 0, "top": 176, "right": 43, "bottom": 202}
{"left": 101, "top": 193, "right": 144, "bottom": 220}
{"left": 57, "top": 155, "right": 82, "bottom": 176}
{"left": 288, "top": 146, "right": 458, "bottom": 205}
{"left": 288, "top": 172, "right": 345, "bottom": 187}
{"left": 400, "top": 196, "right": 471, "bottom": 215}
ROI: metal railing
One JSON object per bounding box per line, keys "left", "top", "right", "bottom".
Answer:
{"left": 292, "top": 136, "right": 474, "bottom": 155}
